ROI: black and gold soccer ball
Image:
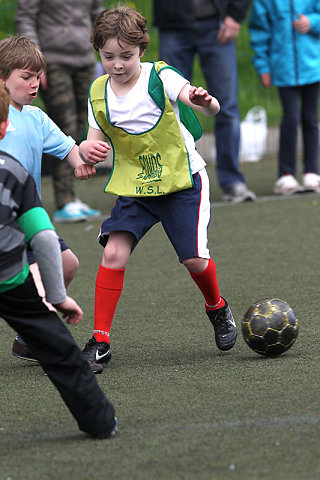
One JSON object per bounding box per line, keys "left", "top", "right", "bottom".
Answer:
{"left": 241, "top": 298, "right": 299, "bottom": 356}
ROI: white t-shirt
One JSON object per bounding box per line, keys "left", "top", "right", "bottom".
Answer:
{"left": 88, "top": 62, "right": 206, "bottom": 174}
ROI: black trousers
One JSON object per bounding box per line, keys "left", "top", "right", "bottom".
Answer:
{"left": 278, "top": 82, "right": 319, "bottom": 177}
{"left": 0, "top": 274, "right": 115, "bottom": 438}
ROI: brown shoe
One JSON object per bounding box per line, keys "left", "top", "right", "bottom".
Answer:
{"left": 83, "top": 336, "right": 111, "bottom": 374}
{"left": 12, "top": 336, "right": 38, "bottom": 362}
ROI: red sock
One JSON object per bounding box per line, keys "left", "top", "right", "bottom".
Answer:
{"left": 93, "top": 265, "right": 125, "bottom": 343}
{"left": 189, "top": 258, "right": 225, "bottom": 310}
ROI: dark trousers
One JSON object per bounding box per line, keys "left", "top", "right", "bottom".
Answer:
{"left": 159, "top": 16, "right": 244, "bottom": 190}
{"left": 278, "top": 82, "right": 319, "bottom": 177}
{"left": 0, "top": 274, "right": 115, "bottom": 437}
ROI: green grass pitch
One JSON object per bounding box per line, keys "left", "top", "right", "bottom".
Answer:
{"left": 0, "top": 157, "right": 319, "bottom": 479}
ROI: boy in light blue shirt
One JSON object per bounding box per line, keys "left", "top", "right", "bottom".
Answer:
{"left": 0, "top": 35, "right": 99, "bottom": 367}
{"left": 1, "top": 103, "right": 75, "bottom": 195}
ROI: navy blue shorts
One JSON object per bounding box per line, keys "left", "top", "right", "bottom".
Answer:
{"left": 98, "top": 169, "right": 211, "bottom": 262}
{"left": 27, "top": 236, "right": 70, "bottom": 265}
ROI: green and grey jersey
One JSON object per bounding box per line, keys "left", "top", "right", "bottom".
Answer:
{"left": 0, "top": 150, "right": 55, "bottom": 292}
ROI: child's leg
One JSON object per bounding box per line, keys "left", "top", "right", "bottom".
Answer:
{"left": 92, "top": 231, "right": 135, "bottom": 344}
{"left": 184, "top": 256, "right": 236, "bottom": 351}
{"left": 1, "top": 275, "right": 116, "bottom": 438}
{"left": 277, "top": 86, "right": 299, "bottom": 177}
{"left": 301, "top": 82, "right": 319, "bottom": 174}
{"left": 183, "top": 257, "right": 225, "bottom": 310}
{"left": 83, "top": 232, "right": 134, "bottom": 372}
{"left": 61, "top": 248, "right": 79, "bottom": 288}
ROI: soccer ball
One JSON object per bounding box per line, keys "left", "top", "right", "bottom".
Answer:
{"left": 241, "top": 298, "right": 299, "bottom": 356}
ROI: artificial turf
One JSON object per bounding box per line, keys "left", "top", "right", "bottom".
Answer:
{"left": 0, "top": 157, "right": 319, "bottom": 479}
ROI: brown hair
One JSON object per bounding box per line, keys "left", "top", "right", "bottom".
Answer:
{"left": 0, "top": 36, "right": 46, "bottom": 81}
{"left": 0, "top": 82, "right": 10, "bottom": 123}
{"left": 91, "top": 4, "right": 149, "bottom": 54}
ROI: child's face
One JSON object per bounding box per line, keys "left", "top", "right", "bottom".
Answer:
{"left": 5, "top": 67, "right": 42, "bottom": 111}
{"left": 99, "top": 37, "right": 142, "bottom": 85}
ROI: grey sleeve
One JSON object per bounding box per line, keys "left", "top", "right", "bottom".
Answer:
{"left": 29, "top": 229, "right": 67, "bottom": 305}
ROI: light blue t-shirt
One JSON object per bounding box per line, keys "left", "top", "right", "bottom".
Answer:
{"left": 0, "top": 105, "right": 75, "bottom": 194}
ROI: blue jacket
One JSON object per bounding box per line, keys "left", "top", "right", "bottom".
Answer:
{"left": 249, "top": 0, "right": 320, "bottom": 86}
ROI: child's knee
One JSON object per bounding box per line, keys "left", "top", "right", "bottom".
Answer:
{"left": 102, "top": 243, "right": 121, "bottom": 265}
{"left": 62, "top": 250, "right": 79, "bottom": 287}
{"left": 183, "top": 257, "right": 209, "bottom": 273}
{"left": 102, "top": 242, "right": 129, "bottom": 269}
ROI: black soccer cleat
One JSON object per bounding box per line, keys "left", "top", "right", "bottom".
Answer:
{"left": 93, "top": 417, "right": 118, "bottom": 439}
{"left": 206, "top": 300, "right": 237, "bottom": 351}
{"left": 83, "top": 336, "right": 111, "bottom": 373}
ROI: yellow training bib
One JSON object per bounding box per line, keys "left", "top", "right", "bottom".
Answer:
{"left": 89, "top": 61, "right": 201, "bottom": 197}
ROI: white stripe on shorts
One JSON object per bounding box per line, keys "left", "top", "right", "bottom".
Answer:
{"left": 197, "top": 168, "right": 211, "bottom": 259}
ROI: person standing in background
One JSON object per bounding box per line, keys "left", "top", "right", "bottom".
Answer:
{"left": 15, "top": 0, "right": 104, "bottom": 222}
{"left": 153, "top": 0, "right": 256, "bottom": 203}
{"left": 249, "top": 0, "right": 320, "bottom": 195}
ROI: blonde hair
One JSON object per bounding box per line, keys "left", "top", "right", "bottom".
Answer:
{"left": 91, "top": 4, "right": 149, "bottom": 54}
{"left": 0, "top": 82, "right": 10, "bottom": 123}
{"left": 0, "top": 36, "right": 46, "bottom": 81}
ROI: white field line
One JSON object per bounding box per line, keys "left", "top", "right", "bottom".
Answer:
{"left": 0, "top": 415, "right": 318, "bottom": 441}
{"left": 211, "top": 191, "right": 319, "bottom": 208}
{"left": 123, "top": 414, "right": 320, "bottom": 434}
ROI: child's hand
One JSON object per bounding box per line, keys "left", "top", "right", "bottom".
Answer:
{"left": 79, "top": 140, "right": 110, "bottom": 165}
{"left": 75, "top": 163, "right": 96, "bottom": 180}
{"left": 189, "top": 86, "right": 220, "bottom": 115}
{"left": 178, "top": 83, "right": 220, "bottom": 116}
{"left": 189, "top": 86, "right": 212, "bottom": 106}
{"left": 54, "top": 296, "right": 83, "bottom": 325}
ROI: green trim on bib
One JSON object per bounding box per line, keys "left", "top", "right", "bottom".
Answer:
{"left": 152, "top": 62, "right": 202, "bottom": 142}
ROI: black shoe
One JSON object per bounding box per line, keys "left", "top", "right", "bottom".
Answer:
{"left": 83, "top": 336, "right": 111, "bottom": 373}
{"left": 93, "top": 418, "right": 118, "bottom": 439}
{"left": 12, "top": 336, "right": 38, "bottom": 362}
{"left": 206, "top": 300, "right": 237, "bottom": 351}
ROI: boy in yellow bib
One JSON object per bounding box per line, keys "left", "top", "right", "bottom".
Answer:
{"left": 80, "top": 5, "right": 237, "bottom": 372}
